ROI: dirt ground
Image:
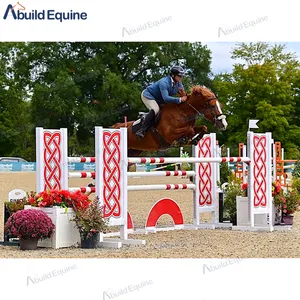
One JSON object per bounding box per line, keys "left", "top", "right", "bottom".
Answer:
{"left": 1, "top": 172, "right": 300, "bottom": 258}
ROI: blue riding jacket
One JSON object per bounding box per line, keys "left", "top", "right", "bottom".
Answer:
{"left": 142, "top": 76, "right": 184, "bottom": 105}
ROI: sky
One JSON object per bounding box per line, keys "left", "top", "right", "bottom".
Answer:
{"left": 204, "top": 42, "right": 300, "bottom": 75}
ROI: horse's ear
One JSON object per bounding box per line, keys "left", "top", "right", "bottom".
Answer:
{"left": 178, "top": 88, "right": 187, "bottom": 97}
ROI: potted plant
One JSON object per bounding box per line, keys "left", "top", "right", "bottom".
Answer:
{"left": 25, "top": 189, "right": 91, "bottom": 249}
{"left": 222, "top": 173, "right": 244, "bottom": 225}
{"left": 272, "top": 181, "right": 283, "bottom": 224}
{"left": 72, "top": 197, "right": 108, "bottom": 249}
{"left": 274, "top": 179, "right": 300, "bottom": 225}
{"left": 5, "top": 197, "right": 29, "bottom": 215}
{"left": 4, "top": 197, "right": 30, "bottom": 241}
{"left": 4, "top": 209, "right": 55, "bottom": 250}
{"left": 28, "top": 189, "right": 91, "bottom": 210}
{"left": 180, "top": 151, "right": 191, "bottom": 171}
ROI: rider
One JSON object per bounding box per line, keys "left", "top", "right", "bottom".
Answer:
{"left": 135, "top": 66, "right": 188, "bottom": 139}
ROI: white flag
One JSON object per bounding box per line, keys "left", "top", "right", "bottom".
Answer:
{"left": 248, "top": 119, "right": 259, "bottom": 129}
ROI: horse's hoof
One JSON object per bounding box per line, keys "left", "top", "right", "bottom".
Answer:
{"left": 192, "top": 139, "right": 199, "bottom": 146}
{"left": 178, "top": 136, "right": 188, "bottom": 145}
{"left": 191, "top": 133, "right": 202, "bottom": 145}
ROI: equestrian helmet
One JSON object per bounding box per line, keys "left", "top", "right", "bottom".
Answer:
{"left": 170, "top": 66, "right": 185, "bottom": 77}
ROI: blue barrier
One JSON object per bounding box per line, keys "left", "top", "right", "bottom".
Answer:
{"left": 0, "top": 162, "right": 96, "bottom": 172}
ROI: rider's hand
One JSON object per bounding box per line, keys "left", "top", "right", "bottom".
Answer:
{"left": 180, "top": 96, "right": 187, "bottom": 103}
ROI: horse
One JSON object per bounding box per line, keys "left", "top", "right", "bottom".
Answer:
{"left": 111, "top": 85, "right": 228, "bottom": 158}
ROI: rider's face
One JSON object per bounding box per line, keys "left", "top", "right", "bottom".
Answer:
{"left": 175, "top": 75, "right": 183, "bottom": 82}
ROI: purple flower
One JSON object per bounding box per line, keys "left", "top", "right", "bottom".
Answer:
{"left": 4, "top": 209, "right": 55, "bottom": 240}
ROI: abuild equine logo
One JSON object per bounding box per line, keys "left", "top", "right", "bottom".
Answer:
{"left": 103, "top": 280, "right": 154, "bottom": 299}
{"left": 3, "top": 2, "right": 88, "bottom": 22}
{"left": 203, "top": 259, "right": 245, "bottom": 274}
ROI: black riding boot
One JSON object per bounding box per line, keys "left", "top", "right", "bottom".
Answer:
{"left": 135, "top": 109, "right": 155, "bottom": 139}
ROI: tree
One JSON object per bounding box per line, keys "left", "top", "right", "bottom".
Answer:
{"left": 213, "top": 42, "right": 300, "bottom": 158}
{"left": 0, "top": 43, "right": 33, "bottom": 159}
{"left": 0, "top": 42, "right": 212, "bottom": 157}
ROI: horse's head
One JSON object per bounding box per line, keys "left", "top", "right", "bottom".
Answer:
{"left": 187, "top": 85, "right": 228, "bottom": 131}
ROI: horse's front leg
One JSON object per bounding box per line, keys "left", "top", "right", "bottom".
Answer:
{"left": 177, "top": 127, "right": 196, "bottom": 145}
{"left": 188, "top": 125, "right": 208, "bottom": 145}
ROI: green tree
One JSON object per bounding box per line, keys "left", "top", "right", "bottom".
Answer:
{"left": 213, "top": 42, "right": 300, "bottom": 158}
{"left": 0, "top": 43, "right": 33, "bottom": 160}
{"left": 0, "top": 42, "right": 212, "bottom": 157}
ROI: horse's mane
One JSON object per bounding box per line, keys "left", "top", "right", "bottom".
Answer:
{"left": 189, "top": 85, "right": 212, "bottom": 95}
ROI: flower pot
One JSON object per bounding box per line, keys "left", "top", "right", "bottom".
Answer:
{"left": 236, "top": 196, "right": 248, "bottom": 226}
{"left": 19, "top": 238, "right": 39, "bottom": 250}
{"left": 282, "top": 215, "right": 294, "bottom": 225}
{"left": 24, "top": 205, "right": 80, "bottom": 249}
{"left": 81, "top": 232, "right": 100, "bottom": 249}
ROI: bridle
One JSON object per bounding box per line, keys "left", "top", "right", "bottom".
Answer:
{"left": 177, "top": 96, "right": 227, "bottom": 126}
{"left": 205, "top": 97, "right": 227, "bottom": 126}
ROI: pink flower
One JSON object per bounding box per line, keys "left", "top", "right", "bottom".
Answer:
{"left": 4, "top": 209, "right": 55, "bottom": 240}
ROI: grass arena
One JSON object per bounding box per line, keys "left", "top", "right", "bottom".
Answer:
{"left": 1, "top": 172, "right": 300, "bottom": 258}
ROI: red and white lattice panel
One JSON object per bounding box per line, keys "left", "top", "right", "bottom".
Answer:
{"left": 36, "top": 128, "right": 68, "bottom": 193}
{"left": 195, "top": 133, "right": 217, "bottom": 212}
{"left": 95, "top": 127, "right": 127, "bottom": 227}
{"left": 247, "top": 132, "right": 273, "bottom": 228}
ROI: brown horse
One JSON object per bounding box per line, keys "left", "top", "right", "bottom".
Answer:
{"left": 111, "top": 85, "right": 228, "bottom": 157}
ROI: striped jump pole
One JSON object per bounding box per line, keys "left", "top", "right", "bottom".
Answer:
{"left": 68, "top": 172, "right": 96, "bottom": 179}
{"left": 67, "top": 157, "right": 96, "bottom": 163}
{"left": 68, "top": 187, "right": 96, "bottom": 193}
{"left": 128, "top": 157, "right": 251, "bottom": 164}
{"left": 127, "top": 184, "right": 196, "bottom": 191}
{"left": 127, "top": 170, "right": 195, "bottom": 177}
{"left": 150, "top": 163, "right": 181, "bottom": 171}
